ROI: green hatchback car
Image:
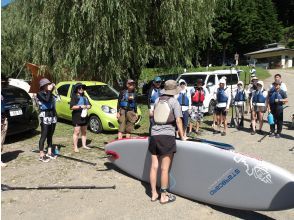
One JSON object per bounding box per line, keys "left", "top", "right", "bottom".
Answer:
{"left": 55, "top": 81, "right": 141, "bottom": 133}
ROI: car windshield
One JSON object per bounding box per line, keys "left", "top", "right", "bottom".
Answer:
{"left": 217, "top": 74, "right": 239, "bottom": 85}
{"left": 179, "top": 75, "right": 207, "bottom": 87}
{"left": 86, "top": 85, "right": 119, "bottom": 100}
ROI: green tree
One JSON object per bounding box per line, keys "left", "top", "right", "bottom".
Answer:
{"left": 1, "top": 0, "right": 217, "bottom": 84}
{"left": 205, "top": 0, "right": 282, "bottom": 65}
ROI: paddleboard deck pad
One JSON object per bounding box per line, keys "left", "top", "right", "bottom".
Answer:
{"left": 105, "top": 137, "right": 294, "bottom": 211}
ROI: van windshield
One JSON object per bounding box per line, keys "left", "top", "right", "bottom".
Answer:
{"left": 179, "top": 75, "right": 207, "bottom": 87}
{"left": 86, "top": 85, "right": 119, "bottom": 100}
{"left": 217, "top": 74, "right": 239, "bottom": 85}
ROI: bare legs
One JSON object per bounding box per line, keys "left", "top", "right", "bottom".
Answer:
{"left": 73, "top": 125, "right": 88, "bottom": 152}
{"left": 150, "top": 154, "right": 173, "bottom": 203}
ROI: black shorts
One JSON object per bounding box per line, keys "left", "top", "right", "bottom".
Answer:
{"left": 215, "top": 107, "right": 227, "bottom": 116}
{"left": 148, "top": 135, "right": 176, "bottom": 156}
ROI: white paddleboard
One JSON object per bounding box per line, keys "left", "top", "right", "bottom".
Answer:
{"left": 105, "top": 137, "right": 294, "bottom": 211}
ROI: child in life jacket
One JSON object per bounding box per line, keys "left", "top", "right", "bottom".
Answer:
{"left": 250, "top": 80, "right": 267, "bottom": 135}
{"left": 175, "top": 79, "right": 191, "bottom": 138}
{"left": 117, "top": 79, "right": 138, "bottom": 139}
{"left": 188, "top": 79, "right": 207, "bottom": 136}
{"left": 267, "top": 80, "right": 288, "bottom": 138}
{"left": 147, "top": 76, "right": 162, "bottom": 133}
{"left": 233, "top": 81, "right": 247, "bottom": 128}
{"left": 213, "top": 78, "right": 231, "bottom": 136}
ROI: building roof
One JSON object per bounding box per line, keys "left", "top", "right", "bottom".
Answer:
{"left": 245, "top": 47, "right": 294, "bottom": 56}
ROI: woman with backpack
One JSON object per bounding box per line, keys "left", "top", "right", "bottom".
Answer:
{"left": 149, "top": 80, "right": 186, "bottom": 204}
{"left": 188, "top": 79, "right": 207, "bottom": 135}
{"left": 70, "top": 83, "right": 92, "bottom": 152}
{"left": 213, "top": 78, "right": 231, "bottom": 136}
{"left": 37, "top": 78, "right": 57, "bottom": 162}
{"left": 233, "top": 81, "right": 247, "bottom": 128}
{"left": 250, "top": 81, "right": 267, "bottom": 135}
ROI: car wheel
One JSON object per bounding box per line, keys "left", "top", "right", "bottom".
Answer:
{"left": 89, "top": 115, "right": 103, "bottom": 134}
{"left": 208, "top": 100, "right": 216, "bottom": 115}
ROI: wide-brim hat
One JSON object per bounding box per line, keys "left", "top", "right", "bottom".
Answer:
{"left": 39, "top": 78, "right": 51, "bottom": 89}
{"left": 74, "top": 82, "right": 87, "bottom": 93}
{"left": 161, "top": 80, "right": 181, "bottom": 96}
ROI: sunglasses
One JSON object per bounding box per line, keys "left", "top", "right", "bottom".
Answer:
{"left": 77, "top": 86, "right": 86, "bottom": 90}
{"left": 155, "top": 81, "right": 161, "bottom": 84}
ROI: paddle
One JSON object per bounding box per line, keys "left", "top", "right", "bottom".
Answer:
{"left": 187, "top": 138, "right": 234, "bottom": 150}
{"left": 1, "top": 184, "right": 115, "bottom": 191}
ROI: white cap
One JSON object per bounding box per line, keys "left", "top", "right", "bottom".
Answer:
{"left": 179, "top": 79, "right": 186, "bottom": 85}
{"left": 219, "top": 78, "right": 226, "bottom": 84}
{"left": 237, "top": 81, "right": 244, "bottom": 86}
{"left": 257, "top": 80, "right": 264, "bottom": 87}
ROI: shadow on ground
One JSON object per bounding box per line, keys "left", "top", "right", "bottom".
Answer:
{"left": 4, "top": 130, "right": 41, "bottom": 144}
{"left": 1, "top": 150, "right": 24, "bottom": 163}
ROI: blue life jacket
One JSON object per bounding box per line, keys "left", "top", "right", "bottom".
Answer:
{"left": 269, "top": 90, "right": 283, "bottom": 105}
{"left": 77, "top": 96, "right": 89, "bottom": 106}
{"left": 234, "top": 90, "right": 246, "bottom": 102}
{"left": 177, "top": 90, "right": 189, "bottom": 106}
{"left": 1, "top": 99, "right": 5, "bottom": 113}
{"left": 252, "top": 90, "right": 266, "bottom": 103}
{"left": 119, "top": 91, "right": 136, "bottom": 109}
{"left": 39, "top": 100, "right": 54, "bottom": 111}
{"left": 150, "top": 88, "right": 160, "bottom": 103}
{"left": 217, "top": 88, "right": 228, "bottom": 103}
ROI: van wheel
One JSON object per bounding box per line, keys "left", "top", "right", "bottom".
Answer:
{"left": 89, "top": 115, "right": 103, "bottom": 134}
{"left": 208, "top": 100, "right": 216, "bottom": 115}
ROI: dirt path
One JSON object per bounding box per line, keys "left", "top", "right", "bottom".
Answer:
{"left": 1, "top": 69, "right": 294, "bottom": 220}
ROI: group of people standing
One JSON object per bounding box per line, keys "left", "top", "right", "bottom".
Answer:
{"left": 36, "top": 79, "right": 92, "bottom": 162}
{"left": 247, "top": 74, "right": 288, "bottom": 137}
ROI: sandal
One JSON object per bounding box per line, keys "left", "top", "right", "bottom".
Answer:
{"left": 151, "top": 196, "right": 159, "bottom": 202}
{"left": 160, "top": 194, "right": 176, "bottom": 204}
{"left": 159, "top": 188, "right": 176, "bottom": 204}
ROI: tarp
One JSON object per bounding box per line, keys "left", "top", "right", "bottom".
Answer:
{"left": 27, "top": 63, "right": 52, "bottom": 93}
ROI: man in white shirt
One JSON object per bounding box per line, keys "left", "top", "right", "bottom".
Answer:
{"left": 213, "top": 78, "right": 231, "bottom": 136}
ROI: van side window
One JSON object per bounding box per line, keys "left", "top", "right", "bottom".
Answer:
{"left": 57, "top": 84, "right": 70, "bottom": 97}
{"left": 207, "top": 75, "right": 215, "bottom": 85}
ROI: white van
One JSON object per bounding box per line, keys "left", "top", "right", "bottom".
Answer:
{"left": 176, "top": 70, "right": 240, "bottom": 114}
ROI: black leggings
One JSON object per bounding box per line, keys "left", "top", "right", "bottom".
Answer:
{"left": 270, "top": 110, "right": 283, "bottom": 134}
{"left": 39, "top": 122, "right": 56, "bottom": 151}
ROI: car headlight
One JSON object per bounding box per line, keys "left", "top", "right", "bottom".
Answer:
{"left": 101, "top": 105, "right": 117, "bottom": 114}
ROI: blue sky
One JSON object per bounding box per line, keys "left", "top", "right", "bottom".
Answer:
{"left": 2, "top": 0, "right": 11, "bottom": 7}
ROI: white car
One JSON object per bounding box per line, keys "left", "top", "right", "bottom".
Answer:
{"left": 176, "top": 70, "right": 240, "bottom": 114}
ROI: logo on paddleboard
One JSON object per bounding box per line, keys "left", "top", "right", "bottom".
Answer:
{"left": 209, "top": 168, "right": 240, "bottom": 196}
{"left": 234, "top": 154, "right": 272, "bottom": 184}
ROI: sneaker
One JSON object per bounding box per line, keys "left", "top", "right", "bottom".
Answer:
{"left": 269, "top": 132, "right": 275, "bottom": 137}
{"left": 275, "top": 134, "right": 281, "bottom": 139}
{"left": 221, "top": 132, "right": 226, "bottom": 136}
{"left": 46, "top": 153, "right": 57, "bottom": 159}
{"left": 251, "top": 131, "right": 256, "bottom": 135}
{"left": 39, "top": 155, "right": 50, "bottom": 162}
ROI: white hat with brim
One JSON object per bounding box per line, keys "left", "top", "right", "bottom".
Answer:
{"left": 161, "top": 80, "right": 181, "bottom": 96}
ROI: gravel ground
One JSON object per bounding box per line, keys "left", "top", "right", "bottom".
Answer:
{"left": 1, "top": 69, "right": 293, "bottom": 220}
